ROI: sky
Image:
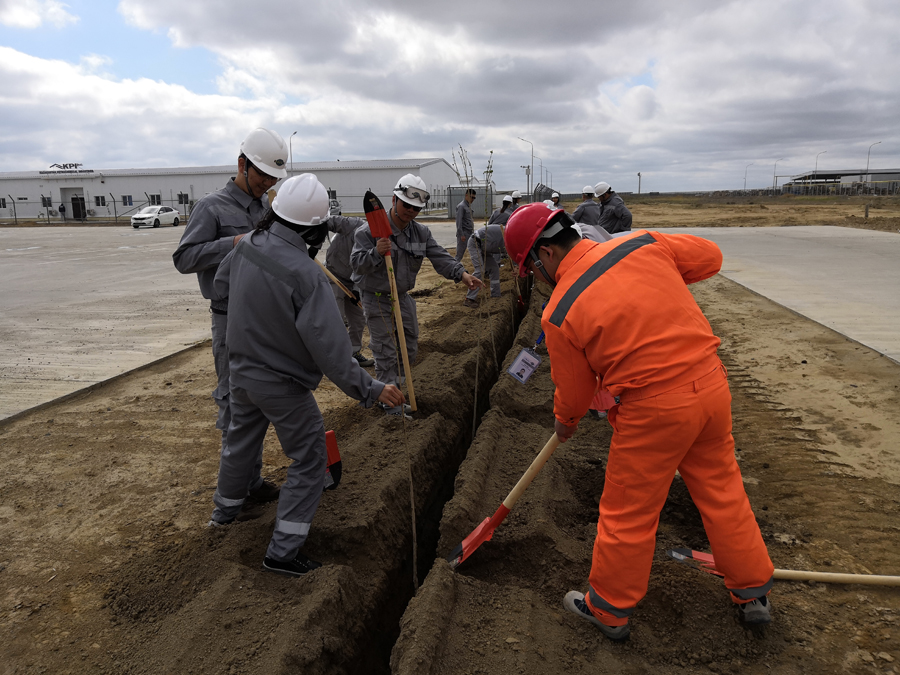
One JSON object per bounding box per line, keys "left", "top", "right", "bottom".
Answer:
{"left": 1, "top": 0, "right": 898, "bottom": 193}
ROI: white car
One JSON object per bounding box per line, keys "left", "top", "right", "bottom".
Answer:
{"left": 131, "top": 206, "right": 181, "bottom": 228}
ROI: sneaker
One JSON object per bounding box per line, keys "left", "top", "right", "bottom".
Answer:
{"left": 246, "top": 478, "right": 280, "bottom": 504}
{"left": 207, "top": 517, "right": 233, "bottom": 528}
{"left": 262, "top": 551, "right": 323, "bottom": 577}
{"left": 353, "top": 351, "right": 375, "bottom": 367}
{"left": 463, "top": 298, "right": 479, "bottom": 309}
{"left": 739, "top": 596, "right": 772, "bottom": 625}
{"left": 588, "top": 409, "right": 608, "bottom": 420}
{"left": 563, "top": 591, "right": 630, "bottom": 642}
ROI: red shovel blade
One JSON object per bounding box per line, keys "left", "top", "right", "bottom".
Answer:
{"left": 667, "top": 548, "right": 724, "bottom": 577}
{"left": 363, "top": 190, "right": 393, "bottom": 244}
{"left": 446, "top": 504, "right": 510, "bottom": 570}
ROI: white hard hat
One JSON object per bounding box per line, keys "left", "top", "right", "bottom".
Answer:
{"left": 511, "top": 190, "right": 522, "bottom": 199}
{"left": 502, "top": 195, "right": 513, "bottom": 203}
{"left": 594, "top": 181, "right": 611, "bottom": 196}
{"left": 543, "top": 199, "right": 554, "bottom": 206}
{"left": 240, "top": 128, "right": 288, "bottom": 178}
{"left": 393, "top": 173, "right": 430, "bottom": 208}
{"left": 271, "top": 173, "right": 330, "bottom": 226}
{"left": 552, "top": 192, "right": 559, "bottom": 199}
{"left": 582, "top": 185, "right": 595, "bottom": 195}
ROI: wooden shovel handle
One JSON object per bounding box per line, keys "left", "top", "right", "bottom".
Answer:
{"left": 501, "top": 433, "right": 561, "bottom": 510}
{"left": 774, "top": 569, "right": 900, "bottom": 586}
{"left": 385, "top": 259, "right": 417, "bottom": 412}
{"left": 315, "top": 260, "right": 361, "bottom": 308}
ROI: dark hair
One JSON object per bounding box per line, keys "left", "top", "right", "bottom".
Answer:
{"left": 254, "top": 207, "right": 329, "bottom": 256}
{"left": 255, "top": 207, "right": 278, "bottom": 231}
{"left": 466, "top": 188, "right": 476, "bottom": 196}
{"left": 536, "top": 212, "right": 581, "bottom": 250}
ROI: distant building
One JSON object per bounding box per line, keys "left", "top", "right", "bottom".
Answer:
{"left": 0, "top": 158, "right": 459, "bottom": 222}
{"left": 782, "top": 168, "right": 900, "bottom": 195}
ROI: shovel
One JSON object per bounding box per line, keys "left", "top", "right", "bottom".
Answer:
{"left": 447, "top": 433, "right": 560, "bottom": 570}
{"left": 668, "top": 548, "right": 900, "bottom": 587}
{"left": 363, "top": 190, "right": 417, "bottom": 412}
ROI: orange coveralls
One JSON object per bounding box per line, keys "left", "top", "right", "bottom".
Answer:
{"left": 542, "top": 232, "right": 773, "bottom": 626}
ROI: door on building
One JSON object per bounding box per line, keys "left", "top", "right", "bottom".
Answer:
{"left": 71, "top": 195, "right": 86, "bottom": 221}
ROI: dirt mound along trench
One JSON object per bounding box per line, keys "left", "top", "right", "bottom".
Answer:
{"left": 391, "top": 277, "right": 900, "bottom": 674}
{"left": 97, "top": 268, "right": 524, "bottom": 674}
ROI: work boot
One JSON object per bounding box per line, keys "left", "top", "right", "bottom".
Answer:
{"left": 206, "top": 517, "right": 234, "bottom": 528}
{"left": 246, "top": 478, "right": 280, "bottom": 504}
{"left": 463, "top": 298, "right": 479, "bottom": 309}
{"left": 739, "top": 596, "right": 772, "bottom": 625}
{"left": 563, "top": 591, "right": 630, "bottom": 642}
{"left": 588, "top": 409, "right": 608, "bottom": 420}
{"left": 262, "top": 551, "right": 323, "bottom": 577}
{"left": 353, "top": 351, "right": 375, "bottom": 367}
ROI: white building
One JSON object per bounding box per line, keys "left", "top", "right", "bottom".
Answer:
{"left": 0, "top": 158, "right": 459, "bottom": 222}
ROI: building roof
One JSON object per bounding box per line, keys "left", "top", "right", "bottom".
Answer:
{"left": 788, "top": 168, "right": 900, "bottom": 181}
{"left": 0, "top": 158, "right": 450, "bottom": 180}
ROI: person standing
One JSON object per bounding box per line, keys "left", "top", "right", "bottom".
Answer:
{"left": 510, "top": 190, "right": 523, "bottom": 211}
{"left": 594, "top": 181, "right": 632, "bottom": 234}
{"left": 504, "top": 204, "right": 774, "bottom": 641}
{"left": 572, "top": 186, "right": 600, "bottom": 227}
{"left": 324, "top": 213, "right": 375, "bottom": 367}
{"left": 488, "top": 195, "right": 514, "bottom": 226}
{"left": 463, "top": 223, "right": 506, "bottom": 308}
{"left": 58, "top": 202, "right": 66, "bottom": 221}
{"left": 208, "top": 173, "right": 405, "bottom": 576}
{"left": 351, "top": 174, "right": 482, "bottom": 416}
{"left": 173, "top": 128, "right": 288, "bottom": 504}
{"left": 454, "top": 188, "right": 476, "bottom": 262}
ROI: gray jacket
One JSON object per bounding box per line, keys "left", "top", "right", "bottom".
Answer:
{"left": 472, "top": 224, "right": 507, "bottom": 256}
{"left": 598, "top": 193, "right": 633, "bottom": 234}
{"left": 572, "top": 199, "right": 601, "bottom": 227}
{"left": 487, "top": 207, "right": 512, "bottom": 225}
{"left": 456, "top": 199, "right": 474, "bottom": 238}
{"left": 324, "top": 215, "right": 366, "bottom": 282}
{"left": 213, "top": 222, "right": 384, "bottom": 404}
{"left": 350, "top": 211, "right": 465, "bottom": 294}
{"left": 172, "top": 179, "right": 266, "bottom": 312}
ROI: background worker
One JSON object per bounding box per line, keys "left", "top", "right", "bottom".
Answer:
{"left": 351, "top": 174, "right": 482, "bottom": 416}
{"left": 463, "top": 222, "right": 506, "bottom": 308}
{"left": 594, "top": 181, "right": 633, "bottom": 234}
{"left": 454, "top": 188, "right": 477, "bottom": 262}
{"left": 510, "top": 190, "right": 523, "bottom": 211}
{"left": 488, "top": 194, "right": 514, "bottom": 226}
{"left": 173, "top": 128, "right": 288, "bottom": 504}
{"left": 504, "top": 204, "right": 774, "bottom": 641}
{"left": 209, "top": 173, "right": 404, "bottom": 576}
{"left": 572, "top": 186, "right": 600, "bottom": 227}
{"left": 550, "top": 192, "right": 561, "bottom": 208}
{"left": 324, "top": 213, "right": 375, "bottom": 367}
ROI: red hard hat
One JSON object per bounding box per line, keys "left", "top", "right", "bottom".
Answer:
{"left": 504, "top": 202, "right": 569, "bottom": 277}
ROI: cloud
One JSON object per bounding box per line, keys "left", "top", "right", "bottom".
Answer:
{"left": 0, "top": 0, "right": 77, "bottom": 28}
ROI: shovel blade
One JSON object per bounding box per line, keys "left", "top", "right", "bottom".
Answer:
{"left": 446, "top": 504, "right": 510, "bottom": 570}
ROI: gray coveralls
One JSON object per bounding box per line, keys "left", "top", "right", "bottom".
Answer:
{"left": 598, "top": 192, "right": 633, "bottom": 234}
{"left": 210, "top": 223, "right": 385, "bottom": 561}
{"left": 325, "top": 215, "right": 367, "bottom": 353}
{"left": 574, "top": 223, "right": 612, "bottom": 243}
{"left": 466, "top": 224, "right": 506, "bottom": 301}
{"left": 172, "top": 179, "right": 267, "bottom": 489}
{"left": 351, "top": 210, "right": 465, "bottom": 385}
{"left": 454, "top": 199, "right": 474, "bottom": 262}
{"left": 572, "top": 199, "right": 601, "bottom": 227}
{"left": 487, "top": 207, "right": 512, "bottom": 226}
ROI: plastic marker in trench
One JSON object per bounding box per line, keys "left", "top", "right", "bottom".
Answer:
{"left": 363, "top": 190, "right": 417, "bottom": 412}
{"left": 668, "top": 548, "right": 900, "bottom": 587}
{"left": 447, "top": 433, "right": 561, "bottom": 570}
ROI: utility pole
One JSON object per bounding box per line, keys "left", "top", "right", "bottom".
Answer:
{"left": 772, "top": 158, "right": 784, "bottom": 196}
{"left": 744, "top": 163, "right": 754, "bottom": 192}
{"left": 289, "top": 131, "right": 297, "bottom": 176}
{"left": 517, "top": 137, "right": 534, "bottom": 196}
{"left": 637, "top": 172, "right": 642, "bottom": 194}
{"left": 866, "top": 141, "right": 881, "bottom": 191}
{"left": 814, "top": 151, "right": 827, "bottom": 195}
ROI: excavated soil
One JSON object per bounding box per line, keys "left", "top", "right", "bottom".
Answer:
{"left": 2, "top": 233, "right": 900, "bottom": 674}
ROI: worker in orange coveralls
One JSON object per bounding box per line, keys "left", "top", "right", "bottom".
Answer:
{"left": 504, "top": 203, "right": 774, "bottom": 642}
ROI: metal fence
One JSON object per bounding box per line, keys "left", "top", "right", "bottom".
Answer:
{"left": 0, "top": 192, "right": 193, "bottom": 225}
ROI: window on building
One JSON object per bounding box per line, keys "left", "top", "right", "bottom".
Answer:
{"left": 177, "top": 192, "right": 190, "bottom": 205}
{"left": 41, "top": 196, "right": 52, "bottom": 207}
{"left": 149, "top": 194, "right": 161, "bottom": 206}
{"left": 94, "top": 196, "right": 106, "bottom": 207}
{"left": 0, "top": 198, "right": 6, "bottom": 209}
{"left": 122, "top": 195, "right": 133, "bottom": 207}
{"left": 17, "top": 196, "right": 28, "bottom": 201}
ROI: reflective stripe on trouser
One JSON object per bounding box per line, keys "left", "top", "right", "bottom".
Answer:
{"left": 361, "top": 290, "right": 418, "bottom": 386}
{"left": 330, "top": 275, "right": 366, "bottom": 353}
{"left": 585, "top": 367, "right": 774, "bottom": 625}
{"left": 466, "top": 238, "right": 501, "bottom": 301}
{"left": 211, "top": 312, "right": 262, "bottom": 486}
{"left": 212, "top": 385, "right": 326, "bottom": 561}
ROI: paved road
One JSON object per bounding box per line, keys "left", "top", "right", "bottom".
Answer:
{"left": 1, "top": 224, "right": 897, "bottom": 421}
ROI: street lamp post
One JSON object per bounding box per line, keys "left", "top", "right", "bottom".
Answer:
{"left": 289, "top": 131, "right": 297, "bottom": 177}
{"left": 772, "top": 158, "right": 784, "bottom": 196}
{"left": 744, "top": 163, "right": 754, "bottom": 191}
{"left": 637, "top": 172, "right": 641, "bottom": 194}
{"left": 520, "top": 165, "right": 530, "bottom": 195}
{"left": 865, "top": 141, "right": 882, "bottom": 191}
{"left": 534, "top": 155, "right": 543, "bottom": 190}
{"left": 814, "top": 151, "right": 826, "bottom": 195}
{"left": 517, "top": 137, "right": 534, "bottom": 196}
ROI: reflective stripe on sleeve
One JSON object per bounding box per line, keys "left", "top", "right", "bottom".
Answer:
{"left": 274, "top": 518, "right": 312, "bottom": 536}
{"left": 548, "top": 233, "right": 656, "bottom": 327}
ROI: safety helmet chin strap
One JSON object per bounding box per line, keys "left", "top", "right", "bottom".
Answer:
{"left": 528, "top": 247, "right": 556, "bottom": 286}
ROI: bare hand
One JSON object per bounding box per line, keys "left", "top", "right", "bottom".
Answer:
{"left": 377, "top": 384, "right": 406, "bottom": 408}
{"left": 233, "top": 233, "right": 248, "bottom": 247}
{"left": 554, "top": 418, "right": 578, "bottom": 443}
{"left": 375, "top": 238, "right": 392, "bottom": 256}
{"left": 461, "top": 272, "right": 483, "bottom": 290}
